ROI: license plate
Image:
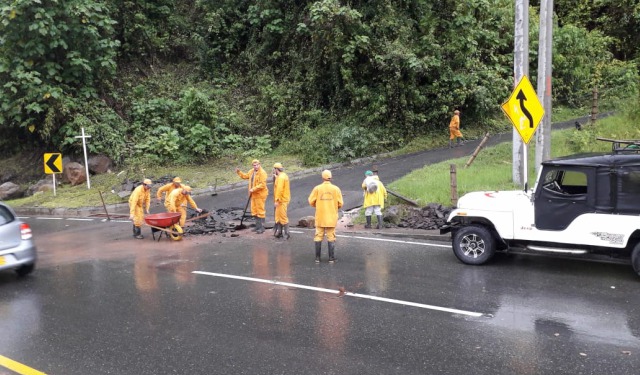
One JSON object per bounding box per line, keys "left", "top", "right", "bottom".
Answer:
{"left": 0, "top": 256, "right": 5, "bottom": 265}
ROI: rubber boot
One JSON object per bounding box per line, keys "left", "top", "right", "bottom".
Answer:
{"left": 256, "top": 218, "right": 265, "bottom": 234}
{"left": 315, "top": 242, "right": 322, "bottom": 263}
{"left": 376, "top": 215, "right": 383, "bottom": 229}
{"left": 365, "top": 216, "right": 372, "bottom": 229}
{"left": 273, "top": 223, "right": 282, "bottom": 238}
{"left": 251, "top": 216, "right": 258, "bottom": 232}
{"left": 132, "top": 224, "right": 137, "bottom": 238}
{"left": 328, "top": 242, "right": 336, "bottom": 263}
{"left": 283, "top": 224, "right": 290, "bottom": 240}
{"left": 134, "top": 226, "right": 144, "bottom": 239}
{"left": 449, "top": 140, "right": 453, "bottom": 148}
{"left": 456, "top": 138, "right": 461, "bottom": 147}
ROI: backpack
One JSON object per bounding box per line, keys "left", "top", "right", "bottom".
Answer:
{"left": 366, "top": 181, "right": 378, "bottom": 194}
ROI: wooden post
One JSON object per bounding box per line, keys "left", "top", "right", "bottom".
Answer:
{"left": 450, "top": 164, "right": 458, "bottom": 207}
{"left": 590, "top": 86, "right": 598, "bottom": 125}
{"left": 465, "top": 132, "right": 490, "bottom": 168}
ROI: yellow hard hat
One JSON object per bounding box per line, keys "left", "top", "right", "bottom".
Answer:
{"left": 173, "top": 177, "right": 182, "bottom": 183}
{"left": 252, "top": 159, "right": 260, "bottom": 164}
{"left": 143, "top": 178, "right": 152, "bottom": 185}
{"left": 273, "top": 162, "right": 283, "bottom": 169}
{"left": 182, "top": 186, "right": 192, "bottom": 193}
{"left": 322, "top": 170, "right": 332, "bottom": 180}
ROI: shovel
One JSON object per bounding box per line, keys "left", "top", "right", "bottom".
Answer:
{"left": 235, "top": 196, "right": 252, "bottom": 230}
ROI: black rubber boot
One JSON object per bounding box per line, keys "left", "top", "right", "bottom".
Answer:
{"left": 273, "top": 223, "right": 282, "bottom": 238}
{"left": 328, "top": 242, "right": 336, "bottom": 263}
{"left": 456, "top": 138, "right": 461, "bottom": 146}
{"left": 134, "top": 226, "right": 144, "bottom": 239}
{"left": 132, "top": 224, "right": 137, "bottom": 237}
{"left": 365, "top": 216, "right": 372, "bottom": 229}
{"left": 315, "top": 242, "right": 321, "bottom": 263}
{"left": 251, "top": 216, "right": 258, "bottom": 232}
{"left": 256, "top": 218, "right": 265, "bottom": 234}
{"left": 283, "top": 224, "right": 290, "bottom": 240}
{"left": 449, "top": 140, "right": 453, "bottom": 148}
{"left": 376, "top": 215, "right": 383, "bottom": 229}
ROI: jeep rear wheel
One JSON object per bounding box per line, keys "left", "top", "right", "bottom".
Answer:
{"left": 632, "top": 243, "right": 640, "bottom": 276}
{"left": 452, "top": 225, "right": 496, "bottom": 265}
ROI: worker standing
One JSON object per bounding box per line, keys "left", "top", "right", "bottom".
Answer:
{"left": 449, "top": 109, "right": 466, "bottom": 148}
{"left": 167, "top": 186, "right": 202, "bottom": 227}
{"left": 308, "top": 170, "right": 343, "bottom": 263}
{"left": 236, "top": 159, "right": 269, "bottom": 234}
{"left": 272, "top": 162, "right": 291, "bottom": 239}
{"left": 362, "top": 170, "right": 387, "bottom": 229}
{"left": 156, "top": 177, "right": 182, "bottom": 210}
{"left": 129, "top": 178, "right": 152, "bottom": 239}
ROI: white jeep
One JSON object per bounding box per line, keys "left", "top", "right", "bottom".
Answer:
{"left": 441, "top": 139, "right": 640, "bottom": 276}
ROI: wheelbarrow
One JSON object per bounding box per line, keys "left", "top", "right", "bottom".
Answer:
{"left": 144, "top": 212, "right": 183, "bottom": 241}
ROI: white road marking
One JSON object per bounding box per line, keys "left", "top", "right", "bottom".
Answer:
{"left": 35, "top": 217, "right": 63, "bottom": 220}
{"left": 337, "top": 234, "right": 451, "bottom": 248}
{"left": 192, "top": 271, "right": 483, "bottom": 317}
{"left": 65, "top": 218, "right": 95, "bottom": 221}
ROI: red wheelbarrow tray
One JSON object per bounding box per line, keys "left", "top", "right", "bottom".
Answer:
{"left": 145, "top": 212, "right": 181, "bottom": 227}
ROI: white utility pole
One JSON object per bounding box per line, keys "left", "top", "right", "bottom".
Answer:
{"left": 75, "top": 127, "right": 92, "bottom": 189}
{"left": 535, "top": 0, "right": 553, "bottom": 174}
{"left": 513, "top": 0, "right": 529, "bottom": 186}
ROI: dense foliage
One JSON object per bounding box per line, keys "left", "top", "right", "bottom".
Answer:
{"left": 0, "top": 0, "right": 638, "bottom": 165}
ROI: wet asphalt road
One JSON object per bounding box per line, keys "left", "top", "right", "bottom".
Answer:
{"left": 1, "top": 217, "right": 639, "bottom": 375}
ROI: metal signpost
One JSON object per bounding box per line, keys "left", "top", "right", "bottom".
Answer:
{"left": 44, "top": 153, "right": 62, "bottom": 196}
{"left": 501, "top": 75, "right": 544, "bottom": 190}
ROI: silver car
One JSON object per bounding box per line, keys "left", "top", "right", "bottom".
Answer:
{"left": 0, "top": 202, "right": 36, "bottom": 276}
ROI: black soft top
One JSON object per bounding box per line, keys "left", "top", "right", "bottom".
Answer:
{"left": 542, "top": 153, "right": 640, "bottom": 168}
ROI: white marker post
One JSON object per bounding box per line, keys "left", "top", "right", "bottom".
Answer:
{"left": 75, "top": 127, "right": 92, "bottom": 189}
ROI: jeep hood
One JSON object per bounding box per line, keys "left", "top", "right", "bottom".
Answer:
{"left": 456, "top": 190, "right": 530, "bottom": 212}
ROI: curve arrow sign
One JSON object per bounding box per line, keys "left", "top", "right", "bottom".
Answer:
{"left": 516, "top": 90, "right": 534, "bottom": 128}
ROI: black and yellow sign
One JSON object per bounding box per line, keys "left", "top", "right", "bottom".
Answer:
{"left": 501, "top": 76, "right": 544, "bottom": 144}
{"left": 44, "top": 153, "right": 62, "bottom": 174}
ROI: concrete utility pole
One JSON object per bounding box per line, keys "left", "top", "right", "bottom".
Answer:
{"left": 535, "top": 0, "right": 553, "bottom": 175}
{"left": 513, "top": 0, "right": 529, "bottom": 186}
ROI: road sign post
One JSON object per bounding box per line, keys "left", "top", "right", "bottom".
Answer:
{"left": 74, "top": 128, "right": 92, "bottom": 189}
{"left": 501, "top": 75, "right": 544, "bottom": 190}
{"left": 44, "top": 153, "right": 62, "bottom": 196}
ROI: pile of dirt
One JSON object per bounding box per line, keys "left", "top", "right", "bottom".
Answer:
{"left": 182, "top": 207, "right": 254, "bottom": 235}
{"left": 384, "top": 203, "right": 453, "bottom": 230}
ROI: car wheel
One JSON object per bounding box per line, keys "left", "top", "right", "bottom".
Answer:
{"left": 631, "top": 243, "right": 640, "bottom": 276}
{"left": 452, "top": 225, "right": 496, "bottom": 265}
{"left": 16, "top": 262, "right": 35, "bottom": 277}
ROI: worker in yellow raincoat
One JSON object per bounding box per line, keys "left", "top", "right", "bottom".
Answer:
{"left": 167, "top": 186, "right": 202, "bottom": 227}
{"left": 156, "top": 177, "right": 182, "bottom": 210}
{"left": 272, "top": 162, "right": 291, "bottom": 239}
{"left": 308, "top": 170, "right": 343, "bottom": 263}
{"left": 362, "top": 170, "right": 388, "bottom": 229}
{"left": 129, "top": 178, "right": 152, "bottom": 239}
{"left": 449, "top": 109, "right": 466, "bottom": 148}
{"left": 235, "top": 159, "right": 269, "bottom": 234}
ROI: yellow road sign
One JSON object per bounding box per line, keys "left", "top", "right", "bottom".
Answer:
{"left": 44, "top": 153, "right": 62, "bottom": 174}
{"left": 501, "top": 76, "right": 544, "bottom": 144}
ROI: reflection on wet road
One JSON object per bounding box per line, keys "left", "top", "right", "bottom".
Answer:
{"left": 1, "top": 218, "right": 639, "bottom": 374}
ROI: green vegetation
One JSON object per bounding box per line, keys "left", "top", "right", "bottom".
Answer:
{"left": 387, "top": 110, "right": 640, "bottom": 207}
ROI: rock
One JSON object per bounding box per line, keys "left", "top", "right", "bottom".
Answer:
{"left": 298, "top": 216, "right": 315, "bottom": 228}
{"left": 62, "top": 162, "right": 87, "bottom": 186}
{"left": 88, "top": 155, "right": 113, "bottom": 175}
{"left": 0, "top": 171, "right": 17, "bottom": 184}
{"left": 0, "top": 182, "right": 23, "bottom": 200}
{"left": 27, "top": 179, "right": 54, "bottom": 196}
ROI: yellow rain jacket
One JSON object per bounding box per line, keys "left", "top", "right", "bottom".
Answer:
{"left": 274, "top": 171, "right": 290, "bottom": 224}
{"left": 362, "top": 176, "right": 388, "bottom": 209}
{"left": 237, "top": 167, "right": 269, "bottom": 218}
{"left": 129, "top": 185, "right": 151, "bottom": 227}
{"left": 308, "top": 181, "right": 343, "bottom": 228}
{"left": 157, "top": 183, "right": 180, "bottom": 209}
{"left": 167, "top": 188, "right": 199, "bottom": 226}
{"left": 449, "top": 114, "right": 463, "bottom": 140}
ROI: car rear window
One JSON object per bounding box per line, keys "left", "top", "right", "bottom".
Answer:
{"left": 0, "top": 205, "right": 16, "bottom": 226}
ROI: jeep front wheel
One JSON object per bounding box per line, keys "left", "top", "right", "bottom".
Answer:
{"left": 452, "top": 225, "right": 496, "bottom": 265}
{"left": 632, "top": 243, "right": 640, "bottom": 276}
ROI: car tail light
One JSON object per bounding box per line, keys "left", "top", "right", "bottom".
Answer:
{"left": 20, "top": 223, "right": 33, "bottom": 240}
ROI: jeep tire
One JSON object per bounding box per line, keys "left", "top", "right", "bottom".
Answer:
{"left": 632, "top": 242, "right": 640, "bottom": 276}
{"left": 452, "top": 225, "right": 496, "bottom": 265}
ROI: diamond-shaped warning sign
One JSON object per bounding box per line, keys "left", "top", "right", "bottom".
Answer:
{"left": 501, "top": 76, "right": 544, "bottom": 144}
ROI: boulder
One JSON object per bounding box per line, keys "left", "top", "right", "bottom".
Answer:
{"left": 298, "top": 216, "right": 315, "bottom": 228}
{"left": 0, "top": 182, "right": 23, "bottom": 200}
{"left": 27, "top": 179, "right": 54, "bottom": 196}
{"left": 62, "top": 162, "right": 87, "bottom": 186}
{"left": 88, "top": 155, "right": 113, "bottom": 175}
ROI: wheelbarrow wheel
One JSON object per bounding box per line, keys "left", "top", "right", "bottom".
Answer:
{"left": 169, "top": 224, "right": 183, "bottom": 241}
